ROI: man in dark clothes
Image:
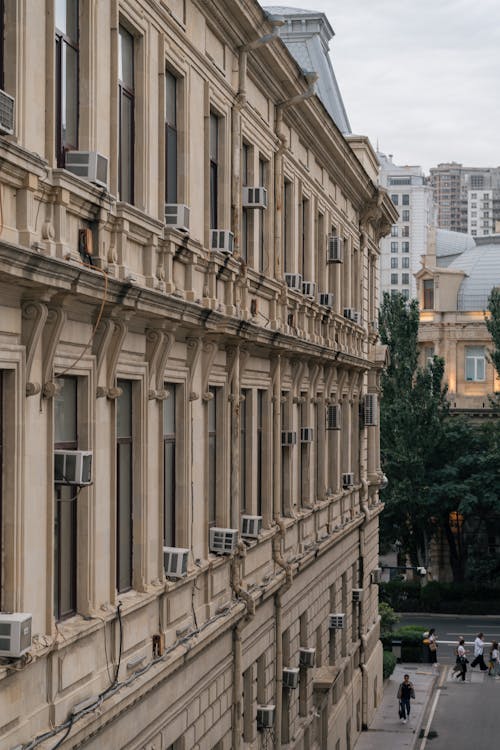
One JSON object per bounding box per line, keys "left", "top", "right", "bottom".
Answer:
{"left": 397, "top": 674, "right": 415, "bottom": 723}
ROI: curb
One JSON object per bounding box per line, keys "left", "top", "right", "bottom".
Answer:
{"left": 408, "top": 665, "right": 440, "bottom": 750}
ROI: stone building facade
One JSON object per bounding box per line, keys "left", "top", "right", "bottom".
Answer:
{"left": 0, "top": 1, "right": 395, "bottom": 748}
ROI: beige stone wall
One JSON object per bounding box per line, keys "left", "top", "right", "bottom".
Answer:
{"left": 0, "top": 1, "right": 393, "bottom": 747}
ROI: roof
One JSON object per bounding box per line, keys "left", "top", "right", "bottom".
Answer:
{"left": 445, "top": 238, "right": 500, "bottom": 310}
{"left": 435, "top": 228, "right": 476, "bottom": 265}
{"left": 264, "top": 5, "right": 351, "bottom": 134}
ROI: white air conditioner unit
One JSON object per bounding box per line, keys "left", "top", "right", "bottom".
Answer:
{"left": 363, "top": 394, "right": 378, "bottom": 427}
{"left": 352, "top": 588, "right": 364, "bottom": 603}
{"left": 343, "top": 308, "right": 360, "bottom": 324}
{"left": 0, "top": 613, "right": 32, "bottom": 658}
{"left": 242, "top": 186, "right": 268, "bottom": 209}
{"left": 0, "top": 89, "right": 15, "bottom": 135}
{"left": 163, "top": 546, "right": 189, "bottom": 579}
{"left": 281, "top": 431, "right": 297, "bottom": 447}
{"left": 209, "top": 527, "right": 239, "bottom": 555}
{"left": 283, "top": 667, "right": 300, "bottom": 689}
{"left": 210, "top": 229, "right": 234, "bottom": 254}
{"left": 241, "top": 515, "right": 262, "bottom": 538}
{"left": 54, "top": 450, "right": 93, "bottom": 485}
{"left": 370, "top": 568, "right": 382, "bottom": 585}
{"left": 257, "top": 704, "right": 276, "bottom": 730}
{"left": 329, "top": 613, "right": 345, "bottom": 630}
{"left": 342, "top": 472, "right": 354, "bottom": 489}
{"left": 302, "top": 280, "right": 316, "bottom": 298}
{"left": 370, "top": 319, "right": 379, "bottom": 334}
{"left": 165, "top": 203, "right": 190, "bottom": 232}
{"left": 319, "top": 292, "right": 334, "bottom": 308}
{"left": 326, "top": 404, "right": 341, "bottom": 431}
{"left": 300, "top": 427, "right": 314, "bottom": 443}
{"left": 285, "top": 273, "right": 303, "bottom": 291}
{"left": 299, "top": 647, "right": 316, "bottom": 668}
{"left": 327, "top": 235, "right": 343, "bottom": 263}
{"left": 65, "top": 151, "right": 108, "bottom": 188}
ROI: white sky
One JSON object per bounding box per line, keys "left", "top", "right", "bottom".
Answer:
{"left": 270, "top": 0, "right": 500, "bottom": 173}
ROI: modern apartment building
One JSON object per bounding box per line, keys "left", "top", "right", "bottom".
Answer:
{"left": 0, "top": 2, "right": 396, "bottom": 748}
{"left": 377, "top": 152, "right": 434, "bottom": 301}
{"left": 430, "top": 162, "right": 500, "bottom": 235}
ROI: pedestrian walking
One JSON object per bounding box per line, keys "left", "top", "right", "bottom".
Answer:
{"left": 488, "top": 641, "right": 499, "bottom": 677}
{"left": 453, "top": 638, "right": 468, "bottom": 681}
{"left": 428, "top": 628, "right": 438, "bottom": 666}
{"left": 397, "top": 673, "right": 415, "bottom": 723}
{"left": 470, "top": 632, "right": 488, "bottom": 671}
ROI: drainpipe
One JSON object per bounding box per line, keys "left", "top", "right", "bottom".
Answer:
{"left": 231, "top": 545, "right": 256, "bottom": 749}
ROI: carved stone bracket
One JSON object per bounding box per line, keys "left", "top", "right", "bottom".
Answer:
{"left": 154, "top": 329, "right": 176, "bottom": 399}
{"left": 201, "top": 340, "right": 218, "bottom": 401}
{"left": 93, "top": 316, "right": 128, "bottom": 399}
{"left": 186, "top": 336, "right": 203, "bottom": 403}
{"left": 291, "top": 359, "right": 306, "bottom": 397}
{"left": 22, "top": 300, "right": 49, "bottom": 396}
{"left": 42, "top": 305, "right": 67, "bottom": 398}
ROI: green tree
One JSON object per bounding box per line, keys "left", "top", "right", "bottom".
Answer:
{"left": 485, "top": 287, "right": 500, "bottom": 379}
{"left": 379, "top": 292, "right": 449, "bottom": 567}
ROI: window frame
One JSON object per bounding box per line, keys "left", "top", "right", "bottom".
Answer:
{"left": 209, "top": 111, "right": 219, "bottom": 229}
{"left": 165, "top": 69, "right": 178, "bottom": 204}
{"left": 116, "top": 378, "right": 134, "bottom": 593}
{"left": 55, "top": 0, "right": 80, "bottom": 168}
{"left": 423, "top": 279, "right": 434, "bottom": 310}
{"left": 118, "top": 24, "right": 135, "bottom": 204}
{"left": 465, "top": 346, "right": 486, "bottom": 382}
{"left": 163, "top": 384, "right": 176, "bottom": 547}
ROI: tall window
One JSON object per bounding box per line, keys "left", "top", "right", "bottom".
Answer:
{"left": 55, "top": 0, "right": 79, "bottom": 167}
{"left": 209, "top": 113, "right": 219, "bottom": 229}
{"left": 163, "top": 385, "right": 176, "bottom": 547}
{"left": 301, "top": 197, "right": 309, "bottom": 276}
{"left": 390, "top": 242, "right": 398, "bottom": 253}
{"left": 208, "top": 386, "right": 218, "bottom": 527}
{"left": 240, "top": 388, "right": 249, "bottom": 514}
{"left": 117, "top": 379, "right": 133, "bottom": 592}
{"left": 0, "top": 372, "right": 3, "bottom": 611}
{"left": 402, "top": 257, "right": 410, "bottom": 269}
{"left": 54, "top": 377, "right": 78, "bottom": 619}
{"left": 465, "top": 347, "right": 485, "bottom": 382}
{"left": 402, "top": 194, "right": 410, "bottom": 205}
{"left": 391, "top": 257, "right": 398, "bottom": 269}
{"left": 118, "top": 25, "right": 135, "bottom": 204}
{"left": 423, "top": 279, "right": 434, "bottom": 309}
{"left": 165, "top": 70, "right": 177, "bottom": 204}
{"left": 0, "top": 0, "right": 4, "bottom": 90}
{"left": 283, "top": 180, "right": 292, "bottom": 272}
{"left": 257, "top": 158, "right": 266, "bottom": 272}
{"left": 257, "top": 390, "right": 264, "bottom": 516}
{"left": 241, "top": 144, "right": 249, "bottom": 262}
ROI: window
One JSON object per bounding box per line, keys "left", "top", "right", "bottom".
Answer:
{"left": 402, "top": 194, "right": 410, "bottom": 205}
{"left": 401, "top": 288, "right": 409, "bottom": 300}
{"left": 391, "top": 194, "right": 398, "bottom": 205}
{"left": 241, "top": 144, "right": 250, "bottom": 262}
{"left": 391, "top": 257, "right": 398, "bottom": 269}
{"left": 402, "top": 225, "right": 409, "bottom": 237}
{"left": 423, "top": 279, "right": 434, "bottom": 309}
{"left": 258, "top": 158, "right": 266, "bottom": 272}
{"left": 165, "top": 70, "right": 178, "bottom": 203}
{"left": 283, "top": 180, "right": 292, "bottom": 272}
{"left": 402, "top": 209, "right": 410, "bottom": 222}
{"left": 391, "top": 225, "right": 398, "bottom": 237}
{"left": 402, "top": 257, "right": 410, "bottom": 269}
{"left": 425, "top": 346, "right": 435, "bottom": 366}
{"left": 163, "top": 385, "right": 176, "bottom": 547}
{"left": 471, "top": 193, "right": 477, "bottom": 199}
{"left": 0, "top": 0, "right": 4, "bottom": 90}
{"left": 55, "top": 0, "right": 79, "bottom": 167}
{"left": 390, "top": 273, "right": 398, "bottom": 285}
{"left": 54, "top": 377, "right": 78, "bottom": 619}
{"left": 240, "top": 388, "right": 249, "bottom": 514}
{"left": 402, "top": 241, "right": 409, "bottom": 253}
{"left": 209, "top": 112, "right": 219, "bottom": 229}
{"left": 402, "top": 273, "right": 409, "bottom": 284}
{"left": 117, "top": 379, "right": 134, "bottom": 592}
{"left": 257, "top": 390, "right": 264, "bottom": 516}
{"left": 118, "top": 25, "right": 135, "bottom": 203}
{"left": 465, "top": 347, "right": 485, "bottom": 381}
{"left": 0, "top": 372, "right": 2, "bottom": 611}
{"left": 390, "top": 241, "right": 398, "bottom": 253}
{"left": 208, "top": 386, "right": 219, "bottom": 527}
{"left": 471, "top": 211, "right": 477, "bottom": 218}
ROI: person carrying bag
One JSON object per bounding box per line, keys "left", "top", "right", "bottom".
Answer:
{"left": 397, "top": 674, "right": 415, "bottom": 723}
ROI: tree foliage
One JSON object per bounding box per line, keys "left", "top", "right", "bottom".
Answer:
{"left": 486, "top": 287, "right": 500, "bottom": 380}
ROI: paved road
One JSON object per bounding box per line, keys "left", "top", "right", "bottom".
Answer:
{"left": 418, "top": 664, "right": 500, "bottom": 750}
{"left": 398, "top": 613, "right": 500, "bottom": 665}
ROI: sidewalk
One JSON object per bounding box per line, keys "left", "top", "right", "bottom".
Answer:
{"left": 354, "top": 664, "right": 439, "bottom": 750}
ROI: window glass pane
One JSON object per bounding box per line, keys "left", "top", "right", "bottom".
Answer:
{"left": 164, "top": 441, "right": 175, "bottom": 546}
{"left": 166, "top": 125, "right": 177, "bottom": 203}
{"left": 54, "top": 377, "right": 77, "bottom": 443}
{"left": 117, "top": 442, "right": 132, "bottom": 591}
{"left": 477, "top": 357, "right": 485, "bottom": 380}
{"left": 117, "top": 380, "right": 132, "bottom": 437}
{"left": 209, "top": 113, "right": 218, "bottom": 161}
{"left": 465, "top": 358, "right": 474, "bottom": 381}
{"left": 165, "top": 71, "right": 176, "bottom": 125}
{"left": 120, "top": 92, "right": 134, "bottom": 203}
{"left": 57, "top": 500, "right": 76, "bottom": 617}
{"left": 208, "top": 387, "right": 217, "bottom": 526}
{"left": 56, "top": 0, "right": 78, "bottom": 39}
{"left": 119, "top": 26, "right": 134, "bottom": 87}
{"left": 163, "top": 389, "right": 175, "bottom": 434}
{"left": 63, "top": 43, "right": 78, "bottom": 148}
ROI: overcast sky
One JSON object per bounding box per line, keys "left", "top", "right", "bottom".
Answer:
{"left": 270, "top": 0, "right": 500, "bottom": 173}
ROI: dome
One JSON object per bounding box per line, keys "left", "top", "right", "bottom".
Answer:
{"left": 446, "top": 238, "right": 500, "bottom": 310}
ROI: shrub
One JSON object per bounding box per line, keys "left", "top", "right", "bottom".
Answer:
{"left": 379, "top": 601, "right": 400, "bottom": 637}
{"left": 379, "top": 580, "right": 500, "bottom": 615}
{"left": 383, "top": 651, "right": 397, "bottom": 680}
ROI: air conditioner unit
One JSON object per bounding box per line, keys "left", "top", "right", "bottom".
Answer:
{"left": 327, "top": 235, "right": 343, "bottom": 263}
{"left": 209, "top": 527, "right": 239, "bottom": 555}
{"left": 343, "top": 308, "right": 360, "bottom": 324}
{"left": 242, "top": 186, "right": 268, "bottom": 209}
{"left": 165, "top": 203, "right": 190, "bottom": 232}
{"left": 0, "top": 613, "right": 32, "bottom": 658}
{"left": 370, "top": 319, "right": 379, "bottom": 334}
{"left": 163, "top": 546, "right": 189, "bottom": 579}
{"left": 329, "top": 613, "right": 345, "bottom": 630}
{"left": 363, "top": 394, "right": 378, "bottom": 427}
{"left": 285, "top": 273, "right": 303, "bottom": 291}
{"left": 352, "top": 588, "right": 364, "bottom": 603}
{"left": 370, "top": 568, "right": 382, "bottom": 585}
{"left": 241, "top": 515, "right": 262, "bottom": 538}
{"left": 299, "top": 647, "right": 316, "bottom": 668}
{"left": 65, "top": 151, "right": 108, "bottom": 188}
{"left": 0, "top": 89, "right": 15, "bottom": 135}
{"left": 319, "top": 292, "right": 334, "bottom": 308}
{"left": 257, "top": 704, "right": 276, "bottom": 730}
{"left": 283, "top": 667, "right": 300, "bottom": 689}
{"left": 342, "top": 472, "right": 354, "bottom": 489}
{"left": 281, "top": 431, "right": 297, "bottom": 447}
{"left": 54, "top": 450, "right": 93, "bottom": 485}
{"left": 210, "top": 229, "right": 234, "bottom": 254}
{"left": 300, "top": 427, "right": 314, "bottom": 443}
{"left": 326, "top": 404, "right": 341, "bottom": 430}
{"left": 302, "top": 280, "right": 316, "bottom": 298}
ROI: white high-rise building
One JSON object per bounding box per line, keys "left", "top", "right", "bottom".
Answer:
{"left": 377, "top": 153, "right": 434, "bottom": 301}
